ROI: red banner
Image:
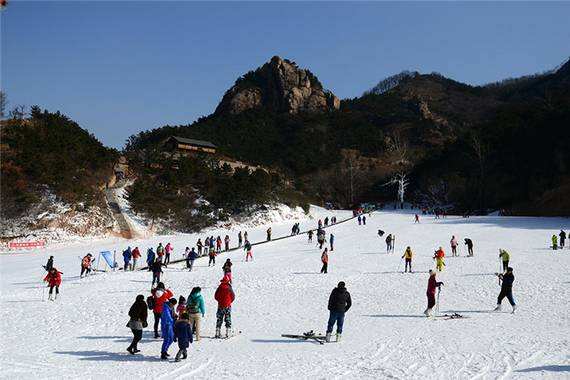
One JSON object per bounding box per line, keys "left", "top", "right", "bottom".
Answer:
{"left": 8, "top": 241, "right": 46, "bottom": 249}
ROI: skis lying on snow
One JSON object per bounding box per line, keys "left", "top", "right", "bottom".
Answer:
{"left": 282, "top": 330, "right": 327, "bottom": 345}
{"left": 202, "top": 330, "right": 242, "bottom": 340}
{"left": 433, "top": 313, "right": 467, "bottom": 320}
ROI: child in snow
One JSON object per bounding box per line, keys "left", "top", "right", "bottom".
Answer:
{"left": 433, "top": 247, "right": 445, "bottom": 271}
{"left": 424, "top": 270, "right": 443, "bottom": 317}
{"left": 160, "top": 298, "right": 177, "bottom": 360}
{"left": 321, "top": 248, "right": 329, "bottom": 274}
{"left": 402, "top": 247, "right": 413, "bottom": 273}
{"left": 308, "top": 230, "right": 313, "bottom": 243}
{"left": 151, "top": 283, "right": 173, "bottom": 339}
{"left": 131, "top": 247, "right": 141, "bottom": 270}
{"left": 494, "top": 267, "right": 516, "bottom": 313}
{"left": 186, "top": 248, "right": 198, "bottom": 271}
{"left": 80, "top": 254, "right": 92, "bottom": 278}
{"left": 208, "top": 245, "right": 216, "bottom": 266}
{"left": 244, "top": 240, "right": 253, "bottom": 262}
{"left": 174, "top": 312, "right": 193, "bottom": 361}
{"left": 214, "top": 278, "right": 235, "bottom": 338}
{"left": 164, "top": 243, "right": 173, "bottom": 265}
{"left": 329, "top": 234, "right": 335, "bottom": 251}
{"left": 222, "top": 259, "right": 232, "bottom": 282}
{"left": 176, "top": 296, "right": 187, "bottom": 318}
{"left": 43, "top": 267, "right": 62, "bottom": 301}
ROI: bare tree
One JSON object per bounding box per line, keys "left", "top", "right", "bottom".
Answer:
{"left": 385, "top": 132, "right": 409, "bottom": 166}
{"left": 470, "top": 132, "right": 487, "bottom": 210}
{"left": 0, "top": 91, "right": 6, "bottom": 119}
{"left": 384, "top": 172, "right": 409, "bottom": 209}
{"left": 9, "top": 105, "right": 26, "bottom": 120}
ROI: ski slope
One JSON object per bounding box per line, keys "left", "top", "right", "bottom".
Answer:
{"left": 1, "top": 210, "right": 569, "bottom": 379}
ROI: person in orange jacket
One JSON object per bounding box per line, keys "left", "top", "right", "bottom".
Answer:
{"left": 321, "top": 248, "right": 329, "bottom": 274}
{"left": 434, "top": 247, "right": 445, "bottom": 271}
{"left": 44, "top": 267, "right": 62, "bottom": 301}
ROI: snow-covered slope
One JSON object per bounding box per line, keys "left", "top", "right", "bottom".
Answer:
{"left": 1, "top": 211, "right": 569, "bottom": 379}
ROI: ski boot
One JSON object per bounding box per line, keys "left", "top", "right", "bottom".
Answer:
{"left": 48, "top": 294, "right": 53, "bottom": 301}
{"left": 182, "top": 349, "right": 187, "bottom": 360}
{"left": 494, "top": 304, "right": 502, "bottom": 312}
{"left": 226, "top": 327, "right": 231, "bottom": 338}
{"left": 215, "top": 328, "right": 221, "bottom": 339}
{"left": 175, "top": 351, "right": 182, "bottom": 362}
{"left": 325, "top": 333, "right": 331, "bottom": 343}
{"left": 336, "top": 333, "right": 342, "bottom": 342}
{"left": 160, "top": 352, "right": 168, "bottom": 360}
{"left": 511, "top": 305, "right": 516, "bottom": 314}
{"left": 423, "top": 308, "right": 432, "bottom": 317}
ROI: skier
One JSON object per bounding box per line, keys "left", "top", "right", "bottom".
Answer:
{"left": 160, "top": 298, "right": 177, "bottom": 360}
{"left": 208, "top": 244, "right": 216, "bottom": 266}
{"left": 433, "top": 247, "right": 445, "bottom": 272}
{"left": 187, "top": 287, "right": 205, "bottom": 341}
{"left": 324, "top": 217, "right": 329, "bottom": 226}
{"left": 224, "top": 235, "right": 230, "bottom": 251}
{"left": 560, "top": 230, "right": 567, "bottom": 249}
{"left": 43, "top": 256, "right": 54, "bottom": 272}
{"left": 499, "top": 249, "right": 510, "bottom": 272}
{"left": 244, "top": 231, "right": 248, "bottom": 242}
{"left": 132, "top": 247, "right": 141, "bottom": 270}
{"left": 186, "top": 247, "right": 198, "bottom": 271}
{"left": 494, "top": 267, "right": 516, "bottom": 313}
{"left": 317, "top": 229, "right": 326, "bottom": 249}
{"left": 157, "top": 243, "right": 165, "bottom": 259}
{"left": 127, "top": 294, "right": 148, "bottom": 354}
{"left": 238, "top": 231, "right": 243, "bottom": 248}
{"left": 146, "top": 248, "right": 155, "bottom": 272}
{"left": 450, "top": 236, "right": 458, "bottom": 257}
{"left": 291, "top": 224, "right": 296, "bottom": 236}
{"left": 424, "top": 270, "right": 443, "bottom": 317}
{"left": 325, "top": 281, "right": 352, "bottom": 342}
{"left": 151, "top": 259, "right": 164, "bottom": 286}
{"left": 222, "top": 258, "right": 232, "bottom": 282}
{"left": 197, "top": 239, "right": 203, "bottom": 256}
{"left": 414, "top": 214, "right": 420, "bottom": 223}
{"left": 214, "top": 278, "right": 235, "bottom": 338}
{"left": 151, "top": 283, "right": 173, "bottom": 339}
{"left": 321, "top": 248, "right": 329, "bottom": 274}
{"left": 80, "top": 254, "right": 92, "bottom": 278}
{"left": 551, "top": 234, "right": 558, "bottom": 250}
{"left": 123, "top": 246, "right": 132, "bottom": 271}
{"left": 385, "top": 234, "right": 393, "bottom": 253}
{"left": 174, "top": 312, "right": 192, "bottom": 362}
{"left": 164, "top": 243, "right": 173, "bottom": 265}
{"left": 43, "top": 267, "right": 62, "bottom": 301}
{"left": 308, "top": 230, "right": 313, "bottom": 243}
{"left": 244, "top": 239, "right": 253, "bottom": 262}
{"left": 216, "top": 236, "right": 222, "bottom": 253}
{"left": 329, "top": 233, "right": 335, "bottom": 251}
{"left": 266, "top": 227, "right": 272, "bottom": 241}
{"left": 357, "top": 215, "right": 362, "bottom": 225}
{"left": 362, "top": 215, "right": 366, "bottom": 225}
{"left": 318, "top": 219, "right": 323, "bottom": 229}
{"left": 402, "top": 246, "right": 413, "bottom": 273}
{"left": 464, "top": 238, "right": 474, "bottom": 257}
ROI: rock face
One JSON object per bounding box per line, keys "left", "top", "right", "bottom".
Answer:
{"left": 215, "top": 56, "right": 340, "bottom": 115}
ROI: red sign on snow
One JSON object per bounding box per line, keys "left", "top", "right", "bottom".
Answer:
{"left": 8, "top": 241, "right": 46, "bottom": 250}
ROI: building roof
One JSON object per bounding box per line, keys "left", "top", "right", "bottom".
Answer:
{"left": 169, "top": 136, "right": 217, "bottom": 149}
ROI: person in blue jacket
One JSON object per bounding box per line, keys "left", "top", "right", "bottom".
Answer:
{"left": 160, "top": 298, "right": 177, "bottom": 360}
{"left": 186, "top": 248, "right": 198, "bottom": 271}
{"left": 146, "top": 248, "right": 155, "bottom": 272}
{"left": 122, "top": 247, "right": 132, "bottom": 271}
{"left": 173, "top": 312, "right": 193, "bottom": 361}
{"left": 329, "top": 234, "right": 335, "bottom": 251}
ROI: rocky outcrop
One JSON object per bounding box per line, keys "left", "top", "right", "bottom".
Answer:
{"left": 215, "top": 56, "right": 340, "bottom": 115}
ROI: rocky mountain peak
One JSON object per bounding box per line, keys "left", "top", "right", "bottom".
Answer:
{"left": 215, "top": 56, "right": 340, "bottom": 115}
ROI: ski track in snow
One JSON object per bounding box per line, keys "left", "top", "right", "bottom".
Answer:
{"left": 1, "top": 210, "right": 569, "bottom": 379}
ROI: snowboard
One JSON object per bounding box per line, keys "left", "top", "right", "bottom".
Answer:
{"left": 282, "top": 330, "right": 327, "bottom": 345}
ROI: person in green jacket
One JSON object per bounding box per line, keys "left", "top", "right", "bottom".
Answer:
{"left": 186, "top": 287, "right": 206, "bottom": 341}
{"left": 499, "top": 249, "right": 510, "bottom": 272}
{"left": 551, "top": 235, "right": 558, "bottom": 250}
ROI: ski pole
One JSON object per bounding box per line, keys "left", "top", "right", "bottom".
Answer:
{"left": 436, "top": 287, "right": 441, "bottom": 316}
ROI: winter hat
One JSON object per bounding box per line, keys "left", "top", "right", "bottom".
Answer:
{"left": 507, "top": 267, "right": 513, "bottom": 272}
{"left": 136, "top": 294, "right": 145, "bottom": 302}
{"left": 337, "top": 281, "right": 346, "bottom": 289}
{"left": 157, "top": 282, "right": 165, "bottom": 289}
{"left": 169, "top": 298, "right": 177, "bottom": 305}
{"left": 429, "top": 269, "right": 435, "bottom": 275}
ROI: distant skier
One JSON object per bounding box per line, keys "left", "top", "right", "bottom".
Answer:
{"left": 186, "top": 247, "right": 198, "bottom": 271}
{"left": 151, "top": 283, "right": 173, "bottom": 339}
{"left": 266, "top": 227, "right": 272, "bottom": 241}
{"left": 187, "top": 287, "right": 205, "bottom": 341}
{"left": 123, "top": 246, "right": 132, "bottom": 271}
{"left": 357, "top": 215, "right": 362, "bottom": 225}
{"left": 362, "top": 215, "right": 366, "bottom": 225}
{"left": 424, "top": 270, "right": 443, "bottom": 317}
{"left": 164, "top": 243, "right": 173, "bottom": 265}
{"left": 308, "top": 230, "right": 313, "bottom": 243}
{"left": 208, "top": 244, "right": 216, "bottom": 266}
{"left": 402, "top": 247, "right": 413, "bottom": 273}
{"left": 146, "top": 248, "right": 155, "bottom": 272}
{"left": 329, "top": 234, "right": 335, "bottom": 251}
{"left": 222, "top": 258, "right": 232, "bottom": 282}
{"left": 321, "top": 248, "right": 329, "bottom": 274}
{"left": 197, "top": 239, "right": 203, "bottom": 256}
{"left": 127, "top": 294, "right": 148, "bottom": 354}
{"left": 551, "top": 234, "right": 558, "bottom": 250}
{"left": 560, "top": 230, "right": 566, "bottom": 249}
{"left": 43, "top": 256, "right": 54, "bottom": 272}
{"left": 318, "top": 219, "right": 323, "bottom": 229}
{"left": 43, "top": 267, "right": 62, "bottom": 301}
{"left": 151, "top": 259, "right": 163, "bottom": 286}
{"left": 224, "top": 235, "right": 230, "bottom": 251}
{"left": 325, "top": 281, "right": 351, "bottom": 342}
{"left": 450, "top": 236, "right": 458, "bottom": 257}
{"left": 414, "top": 214, "right": 420, "bottom": 223}
{"left": 499, "top": 249, "right": 510, "bottom": 272}
{"left": 216, "top": 236, "right": 222, "bottom": 253}
{"left": 214, "top": 278, "right": 235, "bottom": 338}
{"left": 244, "top": 231, "right": 248, "bottom": 242}
{"left": 244, "top": 239, "right": 253, "bottom": 262}
{"left": 156, "top": 243, "right": 165, "bottom": 259}
{"left": 494, "top": 267, "right": 516, "bottom": 313}
{"left": 324, "top": 217, "right": 329, "bottom": 226}
{"left": 433, "top": 247, "right": 445, "bottom": 272}
{"left": 160, "top": 298, "right": 177, "bottom": 360}
{"left": 464, "top": 238, "right": 474, "bottom": 257}
{"left": 238, "top": 231, "right": 243, "bottom": 248}
{"left": 80, "top": 254, "right": 92, "bottom": 278}
{"left": 132, "top": 247, "right": 141, "bottom": 270}
{"left": 385, "top": 234, "right": 393, "bottom": 253}
{"left": 174, "top": 312, "right": 192, "bottom": 361}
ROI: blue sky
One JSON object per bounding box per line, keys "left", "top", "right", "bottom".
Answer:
{"left": 2, "top": 1, "right": 569, "bottom": 148}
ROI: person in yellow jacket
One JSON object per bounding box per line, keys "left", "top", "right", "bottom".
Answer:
{"left": 402, "top": 246, "right": 413, "bottom": 273}
{"left": 433, "top": 247, "right": 445, "bottom": 272}
{"left": 499, "top": 249, "right": 510, "bottom": 272}
{"left": 551, "top": 235, "right": 558, "bottom": 250}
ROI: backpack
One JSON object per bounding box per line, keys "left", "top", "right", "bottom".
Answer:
{"left": 187, "top": 296, "right": 200, "bottom": 314}
{"left": 146, "top": 295, "right": 155, "bottom": 310}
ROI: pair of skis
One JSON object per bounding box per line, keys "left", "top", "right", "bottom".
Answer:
{"left": 282, "top": 330, "right": 327, "bottom": 345}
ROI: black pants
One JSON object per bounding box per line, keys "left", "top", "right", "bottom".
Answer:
{"left": 427, "top": 293, "right": 436, "bottom": 309}
{"left": 502, "top": 261, "right": 509, "bottom": 271}
{"left": 497, "top": 287, "right": 515, "bottom": 306}
{"left": 124, "top": 262, "right": 129, "bottom": 271}
{"left": 561, "top": 238, "right": 565, "bottom": 248}
{"left": 165, "top": 253, "right": 170, "bottom": 265}
{"left": 209, "top": 256, "right": 215, "bottom": 266}
{"left": 405, "top": 259, "right": 412, "bottom": 272}
{"left": 80, "top": 266, "right": 90, "bottom": 276}
{"left": 128, "top": 329, "right": 142, "bottom": 350}
{"left": 153, "top": 312, "right": 161, "bottom": 337}
{"left": 152, "top": 272, "right": 161, "bottom": 285}
{"left": 49, "top": 285, "right": 59, "bottom": 294}
{"left": 468, "top": 247, "right": 473, "bottom": 256}
{"left": 321, "top": 263, "right": 328, "bottom": 273}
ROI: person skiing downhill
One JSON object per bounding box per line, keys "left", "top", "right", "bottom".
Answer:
{"left": 43, "top": 256, "right": 54, "bottom": 272}
{"left": 244, "top": 240, "right": 253, "bottom": 262}
{"left": 325, "top": 281, "right": 352, "bottom": 343}
{"left": 402, "top": 247, "right": 413, "bottom": 273}
{"left": 494, "top": 267, "right": 516, "bottom": 313}
{"left": 43, "top": 267, "right": 62, "bottom": 301}
{"left": 434, "top": 247, "right": 445, "bottom": 272}
{"left": 450, "top": 236, "right": 458, "bottom": 257}
{"left": 560, "top": 230, "right": 567, "bottom": 249}
{"left": 187, "top": 287, "right": 205, "bottom": 341}
{"left": 424, "top": 270, "right": 443, "bottom": 317}
{"left": 499, "top": 249, "right": 510, "bottom": 272}
{"left": 160, "top": 298, "right": 177, "bottom": 360}
{"left": 464, "top": 238, "right": 474, "bottom": 257}
{"left": 127, "top": 294, "right": 148, "bottom": 355}
{"left": 173, "top": 312, "right": 192, "bottom": 362}
{"left": 80, "top": 254, "right": 92, "bottom": 278}
{"left": 321, "top": 248, "right": 329, "bottom": 274}
{"left": 214, "top": 278, "right": 235, "bottom": 338}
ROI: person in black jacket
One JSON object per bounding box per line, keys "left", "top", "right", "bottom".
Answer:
{"left": 494, "top": 267, "right": 516, "bottom": 313}
{"left": 43, "top": 256, "right": 54, "bottom": 272}
{"left": 151, "top": 259, "right": 163, "bottom": 286}
{"left": 326, "top": 281, "right": 352, "bottom": 342}
{"left": 560, "top": 230, "right": 567, "bottom": 249}
{"left": 464, "top": 238, "right": 474, "bottom": 256}
{"left": 127, "top": 294, "right": 148, "bottom": 354}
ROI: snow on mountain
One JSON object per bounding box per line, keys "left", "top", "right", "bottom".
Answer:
{"left": 1, "top": 210, "right": 568, "bottom": 379}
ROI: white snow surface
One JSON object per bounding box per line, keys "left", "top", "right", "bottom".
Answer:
{"left": 1, "top": 210, "right": 569, "bottom": 379}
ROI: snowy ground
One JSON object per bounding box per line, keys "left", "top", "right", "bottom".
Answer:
{"left": 1, "top": 210, "right": 569, "bottom": 379}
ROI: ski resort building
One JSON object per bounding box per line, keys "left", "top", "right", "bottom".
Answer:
{"left": 165, "top": 136, "right": 217, "bottom": 156}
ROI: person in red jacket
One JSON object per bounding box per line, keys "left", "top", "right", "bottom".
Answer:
{"left": 151, "top": 282, "right": 174, "bottom": 338}
{"left": 214, "top": 278, "right": 235, "bottom": 338}
{"left": 131, "top": 247, "right": 141, "bottom": 271}
{"left": 44, "top": 267, "right": 62, "bottom": 301}
{"left": 321, "top": 248, "right": 329, "bottom": 274}
{"left": 424, "top": 270, "right": 444, "bottom": 317}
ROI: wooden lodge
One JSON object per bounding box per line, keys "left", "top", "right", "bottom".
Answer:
{"left": 165, "top": 136, "right": 217, "bottom": 156}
